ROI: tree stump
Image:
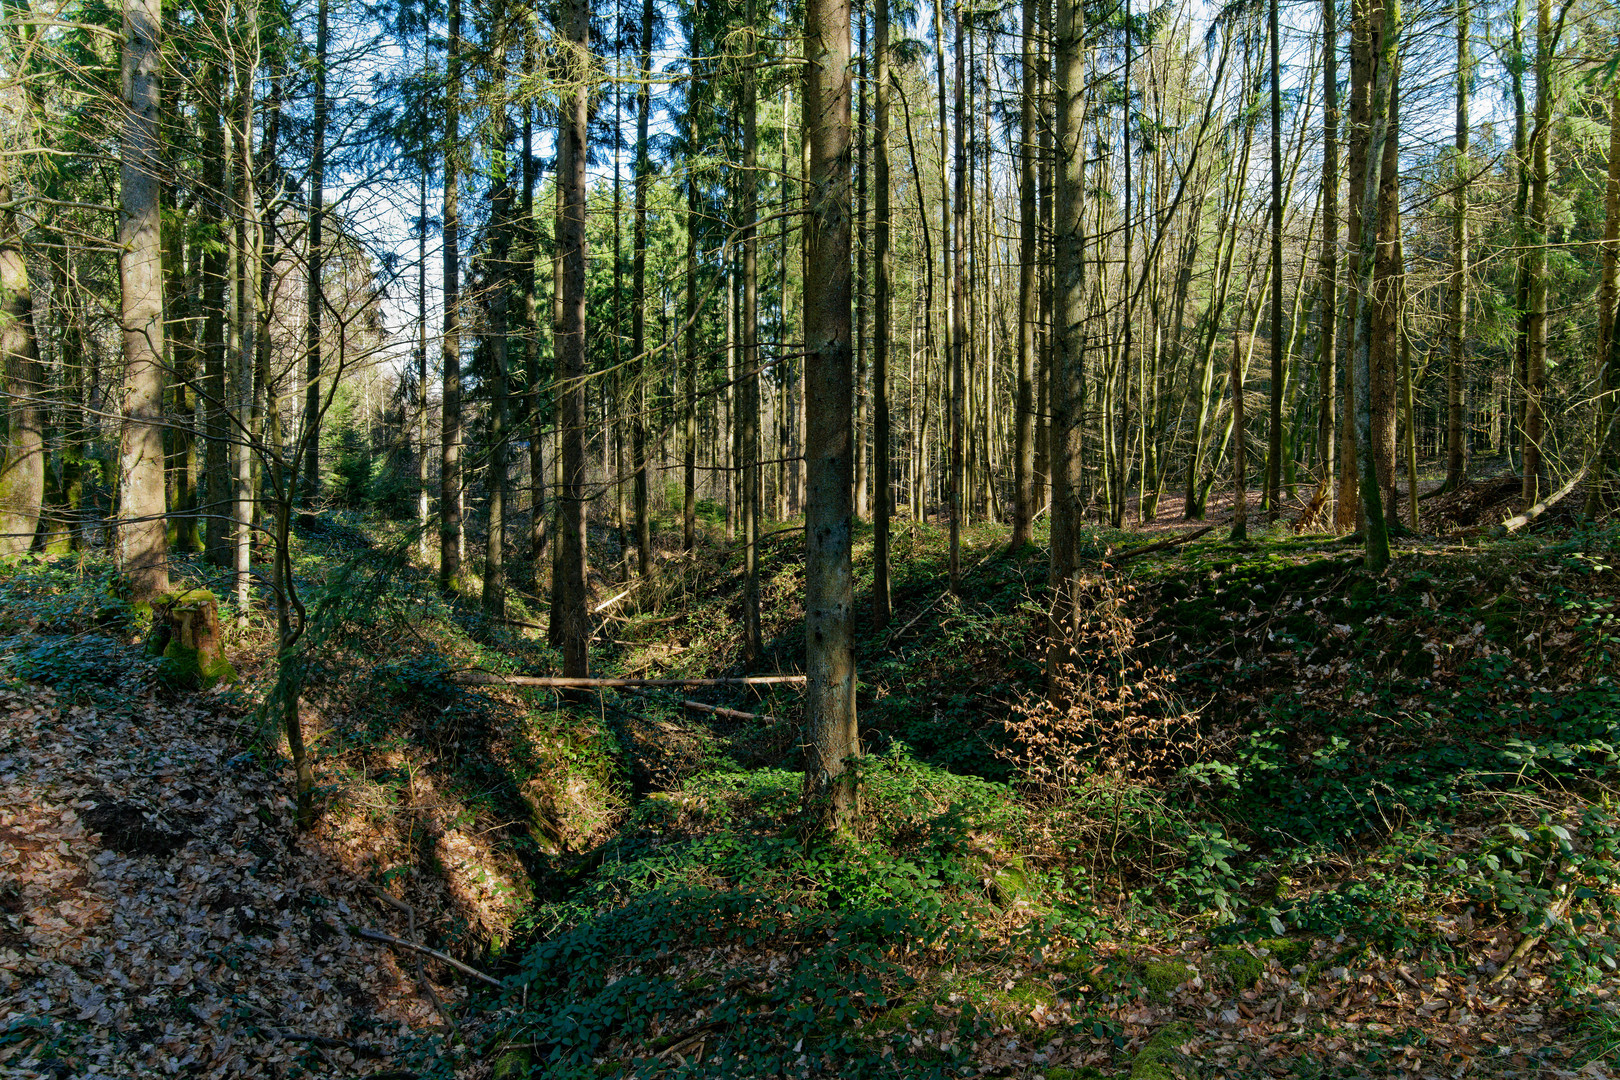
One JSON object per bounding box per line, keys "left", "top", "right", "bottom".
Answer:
{"left": 150, "top": 589, "right": 237, "bottom": 689}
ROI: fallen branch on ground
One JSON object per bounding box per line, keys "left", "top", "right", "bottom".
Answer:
{"left": 1489, "top": 885, "right": 1574, "bottom": 985}
{"left": 355, "top": 927, "right": 502, "bottom": 988}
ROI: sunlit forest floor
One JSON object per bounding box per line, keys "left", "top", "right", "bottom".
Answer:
{"left": 3, "top": 467, "right": 1619, "bottom": 1078}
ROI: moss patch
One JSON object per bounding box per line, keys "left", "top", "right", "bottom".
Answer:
{"left": 491, "top": 1047, "right": 531, "bottom": 1079}
{"left": 1131, "top": 1021, "right": 1195, "bottom": 1079}
{"left": 1051, "top": 947, "right": 1092, "bottom": 975}
{"left": 1137, "top": 960, "right": 1196, "bottom": 999}
{"left": 992, "top": 862, "right": 1030, "bottom": 906}
{"left": 1215, "top": 937, "right": 1308, "bottom": 986}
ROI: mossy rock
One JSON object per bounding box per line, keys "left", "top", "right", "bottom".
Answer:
{"left": 1131, "top": 1021, "right": 1196, "bottom": 1080}
{"left": 1137, "top": 960, "right": 1196, "bottom": 1000}
{"left": 158, "top": 640, "right": 237, "bottom": 689}
{"left": 1046, "top": 1068, "right": 1108, "bottom": 1080}
{"left": 492, "top": 1047, "right": 532, "bottom": 1078}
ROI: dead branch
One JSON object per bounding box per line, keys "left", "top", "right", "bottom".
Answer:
{"left": 456, "top": 673, "right": 806, "bottom": 689}
{"left": 683, "top": 700, "right": 780, "bottom": 723}
{"left": 1107, "top": 525, "right": 1215, "bottom": 565}
{"left": 355, "top": 927, "right": 502, "bottom": 988}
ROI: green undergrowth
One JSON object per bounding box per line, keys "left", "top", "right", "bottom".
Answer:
{"left": 12, "top": 509, "right": 1620, "bottom": 1073}
{"left": 478, "top": 753, "right": 1032, "bottom": 1077}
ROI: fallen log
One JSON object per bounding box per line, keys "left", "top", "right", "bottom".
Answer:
{"left": 456, "top": 673, "right": 805, "bottom": 689}
{"left": 1107, "top": 525, "right": 1214, "bottom": 565}
{"left": 1496, "top": 467, "right": 1588, "bottom": 535}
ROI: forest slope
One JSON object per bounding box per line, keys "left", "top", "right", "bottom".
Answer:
{"left": 2, "top": 499, "right": 1620, "bottom": 1077}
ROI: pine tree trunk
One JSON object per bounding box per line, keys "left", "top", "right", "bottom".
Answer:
{"left": 632, "top": 0, "right": 654, "bottom": 576}
{"left": 118, "top": 0, "right": 169, "bottom": 601}
{"left": 741, "top": 0, "right": 762, "bottom": 661}
{"left": 1351, "top": 0, "right": 1397, "bottom": 572}
{"left": 302, "top": 0, "right": 327, "bottom": 510}
{"left": 1265, "top": 0, "right": 1284, "bottom": 520}
{"left": 854, "top": 7, "right": 869, "bottom": 522}
{"left": 0, "top": 196, "right": 43, "bottom": 557}
{"left": 683, "top": 171, "right": 699, "bottom": 551}
{"left": 1587, "top": 53, "right": 1619, "bottom": 515}
{"left": 1011, "top": 0, "right": 1038, "bottom": 551}
{"left": 1522, "top": 0, "right": 1551, "bottom": 505}
{"left": 948, "top": 1, "right": 966, "bottom": 592}
{"left": 555, "top": 0, "right": 592, "bottom": 679}
{"left": 1444, "top": 0, "right": 1470, "bottom": 491}
{"left": 803, "top": 0, "right": 859, "bottom": 826}
{"left": 439, "top": 0, "right": 462, "bottom": 592}
{"left": 1315, "top": 0, "right": 1340, "bottom": 521}
{"left": 482, "top": 71, "right": 512, "bottom": 619}
{"left": 1049, "top": 0, "right": 1086, "bottom": 689}
{"left": 871, "top": 0, "right": 892, "bottom": 625}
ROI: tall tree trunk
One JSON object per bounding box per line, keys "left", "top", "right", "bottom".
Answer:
{"left": 683, "top": 170, "right": 699, "bottom": 551}
{"left": 554, "top": 0, "right": 591, "bottom": 679}
{"left": 854, "top": 5, "right": 869, "bottom": 521}
{"left": 1230, "top": 330, "right": 1248, "bottom": 540}
{"left": 1315, "top": 0, "right": 1339, "bottom": 520}
{"left": 871, "top": 0, "right": 892, "bottom": 625}
{"left": 440, "top": 0, "right": 462, "bottom": 592}
{"left": 1510, "top": 0, "right": 1528, "bottom": 474}
{"left": 235, "top": 32, "right": 259, "bottom": 617}
{"left": 802, "top": 0, "right": 859, "bottom": 826}
{"left": 1338, "top": 0, "right": 1370, "bottom": 533}
{"left": 524, "top": 80, "right": 547, "bottom": 579}
{"left": 201, "top": 72, "right": 231, "bottom": 566}
{"left": 0, "top": 196, "right": 43, "bottom": 557}
{"left": 483, "top": 76, "right": 512, "bottom": 619}
{"left": 1588, "top": 52, "right": 1620, "bottom": 515}
{"left": 1444, "top": 0, "right": 1470, "bottom": 492}
{"left": 118, "top": 0, "right": 169, "bottom": 601}
{"left": 1371, "top": 52, "right": 1400, "bottom": 528}
{"left": 1010, "top": 0, "right": 1038, "bottom": 551}
{"left": 1049, "top": 0, "right": 1085, "bottom": 688}
{"left": 741, "top": 0, "right": 762, "bottom": 660}
{"left": 1265, "top": 0, "right": 1283, "bottom": 519}
{"left": 1350, "top": 0, "right": 1397, "bottom": 572}
{"left": 1522, "top": 0, "right": 1551, "bottom": 505}
{"left": 948, "top": 0, "right": 966, "bottom": 592}
{"left": 417, "top": 148, "right": 430, "bottom": 559}
{"left": 302, "top": 0, "right": 327, "bottom": 509}
{"left": 632, "top": 0, "right": 654, "bottom": 576}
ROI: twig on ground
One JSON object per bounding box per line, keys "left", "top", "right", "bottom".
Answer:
{"left": 355, "top": 927, "right": 503, "bottom": 988}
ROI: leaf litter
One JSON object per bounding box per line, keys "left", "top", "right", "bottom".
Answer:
{"left": 0, "top": 682, "right": 469, "bottom": 1079}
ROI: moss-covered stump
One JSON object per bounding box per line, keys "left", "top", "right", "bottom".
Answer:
{"left": 150, "top": 589, "right": 236, "bottom": 689}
